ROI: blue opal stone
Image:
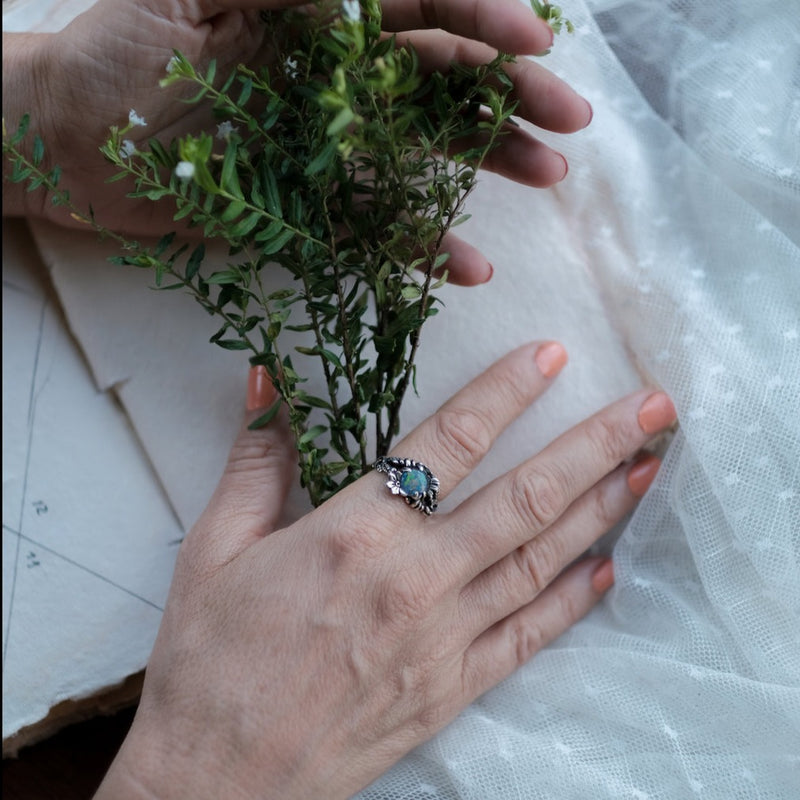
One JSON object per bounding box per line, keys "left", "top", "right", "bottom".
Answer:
{"left": 399, "top": 469, "right": 429, "bottom": 496}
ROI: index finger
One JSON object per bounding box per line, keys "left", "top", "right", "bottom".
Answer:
{"left": 381, "top": 0, "right": 555, "bottom": 55}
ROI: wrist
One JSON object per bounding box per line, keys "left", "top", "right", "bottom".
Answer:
{"left": 2, "top": 32, "right": 59, "bottom": 219}
{"left": 94, "top": 704, "right": 319, "bottom": 800}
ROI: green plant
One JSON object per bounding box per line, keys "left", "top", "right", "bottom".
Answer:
{"left": 4, "top": 0, "right": 571, "bottom": 507}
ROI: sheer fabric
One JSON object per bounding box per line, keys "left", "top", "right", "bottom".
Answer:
{"left": 359, "top": 2, "right": 800, "bottom": 797}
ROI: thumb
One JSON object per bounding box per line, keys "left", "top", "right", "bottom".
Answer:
{"left": 190, "top": 366, "right": 296, "bottom": 568}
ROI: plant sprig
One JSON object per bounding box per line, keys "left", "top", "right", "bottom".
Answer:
{"left": 3, "top": 0, "right": 572, "bottom": 507}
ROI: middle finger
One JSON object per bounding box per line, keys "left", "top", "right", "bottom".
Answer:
{"left": 446, "top": 389, "right": 676, "bottom": 580}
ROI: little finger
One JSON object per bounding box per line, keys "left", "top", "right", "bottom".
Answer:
{"left": 461, "top": 556, "right": 613, "bottom": 698}
{"left": 458, "top": 454, "right": 660, "bottom": 634}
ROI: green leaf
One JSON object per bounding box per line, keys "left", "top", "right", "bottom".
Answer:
{"left": 304, "top": 141, "right": 337, "bottom": 176}
{"left": 221, "top": 198, "right": 247, "bottom": 222}
{"left": 247, "top": 398, "right": 282, "bottom": 430}
{"left": 214, "top": 338, "right": 251, "bottom": 350}
{"left": 153, "top": 232, "right": 176, "bottom": 257}
{"left": 10, "top": 113, "right": 31, "bottom": 144}
{"left": 220, "top": 141, "right": 244, "bottom": 199}
{"left": 259, "top": 227, "right": 294, "bottom": 256}
{"left": 32, "top": 136, "right": 44, "bottom": 166}
{"left": 229, "top": 210, "right": 261, "bottom": 238}
{"left": 401, "top": 284, "right": 422, "bottom": 299}
{"left": 129, "top": 187, "right": 172, "bottom": 201}
{"left": 254, "top": 218, "right": 283, "bottom": 243}
{"left": 261, "top": 165, "right": 282, "bottom": 218}
{"left": 326, "top": 107, "right": 355, "bottom": 136}
{"left": 206, "top": 269, "right": 241, "bottom": 285}
{"left": 185, "top": 243, "right": 205, "bottom": 279}
{"left": 237, "top": 78, "right": 253, "bottom": 107}
{"left": 298, "top": 424, "right": 327, "bottom": 446}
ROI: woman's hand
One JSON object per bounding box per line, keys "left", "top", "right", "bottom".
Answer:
{"left": 95, "top": 342, "right": 673, "bottom": 800}
{"left": 3, "top": 0, "right": 590, "bottom": 285}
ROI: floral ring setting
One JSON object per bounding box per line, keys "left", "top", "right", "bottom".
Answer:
{"left": 374, "top": 456, "right": 440, "bottom": 516}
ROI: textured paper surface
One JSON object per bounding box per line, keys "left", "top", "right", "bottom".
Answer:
{"left": 1, "top": 220, "right": 181, "bottom": 748}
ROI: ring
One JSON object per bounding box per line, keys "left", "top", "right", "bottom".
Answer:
{"left": 374, "top": 457, "right": 440, "bottom": 516}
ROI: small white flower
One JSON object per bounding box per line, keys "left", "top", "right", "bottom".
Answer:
{"left": 166, "top": 56, "right": 180, "bottom": 74}
{"left": 215, "top": 121, "right": 238, "bottom": 140}
{"left": 174, "top": 161, "right": 195, "bottom": 181}
{"left": 118, "top": 139, "right": 136, "bottom": 159}
{"left": 128, "top": 109, "right": 147, "bottom": 128}
{"left": 342, "top": 0, "right": 361, "bottom": 22}
{"left": 285, "top": 56, "right": 299, "bottom": 79}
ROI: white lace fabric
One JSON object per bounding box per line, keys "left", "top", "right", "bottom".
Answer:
{"left": 359, "top": 2, "right": 800, "bottom": 798}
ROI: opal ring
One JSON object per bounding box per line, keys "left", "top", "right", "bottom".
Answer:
{"left": 374, "top": 456, "right": 440, "bottom": 516}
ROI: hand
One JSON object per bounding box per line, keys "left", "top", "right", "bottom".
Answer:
{"left": 95, "top": 342, "right": 674, "bottom": 800}
{"left": 3, "top": 0, "right": 591, "bottom": 285}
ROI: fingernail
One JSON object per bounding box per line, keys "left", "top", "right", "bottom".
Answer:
{"left": 535, "top": 341, "right": 568, "bottom": 379}
{"left": 247, "top": 365, "right": 276, "bottom": 411}
{"left": 637, "top": 392, "right": 677, "bottom": 435}
{"left": 591, "top": 559, "right": 615, "bottom": 593}
{"left": 557, "top": 153, "right": 569, "bottom": 181}
{"left": 627, "top": 453, "right": 661, "bottom": 497}
{"left": 584, "top": 99, "right": 594, "bottom": 127}
{"left": 483, "top": 263, "right": 494, "bottom": 284}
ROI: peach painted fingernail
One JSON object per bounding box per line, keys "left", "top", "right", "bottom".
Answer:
{"left": 592, "top": 559, "right": 615, "bottom": 593}
{"left": 535, "top": 341, "right": 568, "bottom": 379}
{"left": 247, "top": 365, "right": 277, "bottom": 411}
{"left": 637, "top": 392, "right": 677, "bottom": 434}
{"left": 627, "top": 453, "right": 661, "bottom": 497}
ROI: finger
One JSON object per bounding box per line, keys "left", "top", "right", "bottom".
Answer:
{"left": 434, "top": 231, "right": 493, "bottom": 286}
{"left": 188, "top": 366, "right": 295, "bottom": 567}
{"left": 458, "top": 454, "right": 660, "bottom": 635}
{"left": 381, "top": 0, "right": 554, "bottom": 56}
{"left": 449, "top": 120, "right": 569, "bottom": 188}
{"left": 401, "top": 30, "right": 592, "bottom": 133}
{"left": 461, "top": 556, "right": 613, "bottom": 699}
{"left": 386, "top": 341, "right": 569, "bottom": 501}
{"left": 449, "top": 390, "right": 676, "bottom": 577}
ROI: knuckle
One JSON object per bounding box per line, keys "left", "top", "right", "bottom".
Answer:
{"left": 508, "top": 465, "right": 568, "bottom": 530}
{"left": 509, "top": 617, "right": 546, "bottom": 669}
{"left": 435, "top": 405, "right": 494, "bottom": 473}
{"left": 325, "top": 519, "right": 385, "bottom": 565}
{"left": 374, "top": 573, "right": 432, "bottom": 628}
{"left": 512, "top": 537, "right": 563, "bottom": 595}
{"left": 589, "top": 482, "right": 620, "bottom": 531}
{"left": 556, "top": 587, "right": 583, "bottom": 629}
{"left": 410, "top": 699, "right": 449, "bottom": 739}
{"left": 587, "top": 414, "right": 632, "bottom": 466}
{"left": 225, "top": 436, "right": 279, "bottom": 477}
